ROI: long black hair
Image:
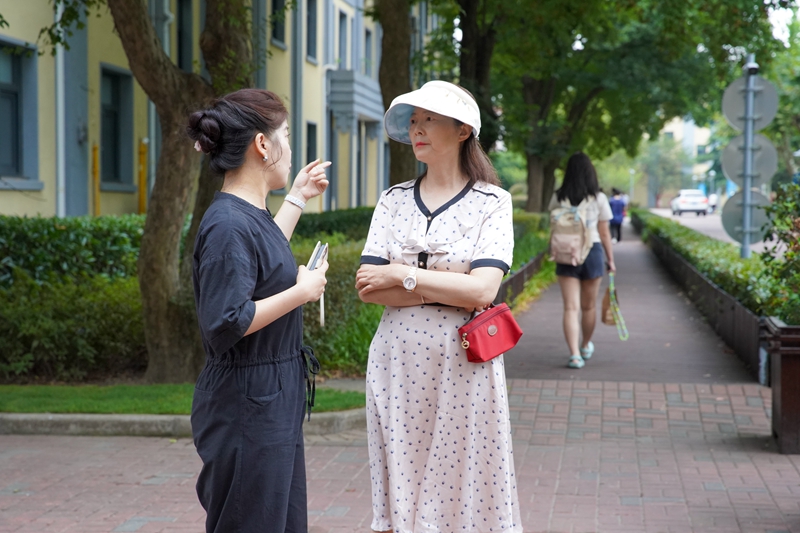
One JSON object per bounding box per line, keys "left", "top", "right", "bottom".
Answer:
{"left": 556, "top": 151, "right": 599, "bottom": 206}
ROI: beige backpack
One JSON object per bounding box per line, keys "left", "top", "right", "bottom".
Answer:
{"left": 549, "top": 199, "right": 593, "bottom": 266}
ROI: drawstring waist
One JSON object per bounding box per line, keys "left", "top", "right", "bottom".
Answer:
{"left": 300, "top": 346, "right": 320, "bottom": 421}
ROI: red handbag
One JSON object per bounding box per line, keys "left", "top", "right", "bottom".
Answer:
{"left": 458, "top": 303, "right": 523, "bottom": 363}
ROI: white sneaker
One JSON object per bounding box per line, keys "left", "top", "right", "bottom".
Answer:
{"left": 611, "top": 238, "right": 618, "bottom": 244}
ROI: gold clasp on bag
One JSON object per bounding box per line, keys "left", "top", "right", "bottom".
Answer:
{"left": 461, "top": 333, "right": 470, "bottom": 350}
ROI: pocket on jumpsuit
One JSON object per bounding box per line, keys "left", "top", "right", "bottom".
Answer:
{"left": 241, "top": 363, "right": 295, "bottom": 448}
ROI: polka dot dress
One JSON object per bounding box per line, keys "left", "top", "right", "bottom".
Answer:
{"left": 360, "top": 179, "right": 522, "bottom": 533}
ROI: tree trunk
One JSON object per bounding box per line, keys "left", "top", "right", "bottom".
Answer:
{"left": 457, "top": 0, "right": 499, "bottom": 153}
{"left": 180, "top": 162, "right": 223, "bottom": 284}
{"left": 525, "top": 153, "right": 545, "bottom": 213}
{"left": 137, "top": 114, "right": 207, "bottom": 382}
{"left": 107, "top": 0, "right": 251, "bottom": 382}
{"left": 541, "top": 159, "right": 559, "bottom": 212}
{"left": 374, "top": 0, "right": 417, "bottom": 186}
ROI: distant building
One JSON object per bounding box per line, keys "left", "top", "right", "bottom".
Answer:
{"left": 0, "top": 0, "right": 441, "bottom": 217}
{"left": 653, "top": 117, "right": 713, "bottom": 207}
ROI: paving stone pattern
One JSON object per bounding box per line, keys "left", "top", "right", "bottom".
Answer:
{"left": 2, "top": 379, "right": 799, "bottom": 533}
{"left": 505, "top": 230, "right": 754, "bottom": 384}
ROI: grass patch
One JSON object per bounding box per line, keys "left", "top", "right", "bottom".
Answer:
{"left": 0, "top": 384, "right": 365, "bottom": 415}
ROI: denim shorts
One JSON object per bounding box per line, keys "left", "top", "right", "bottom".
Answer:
{"left": 555, "top": 243, "right": 605, "bottom": 280}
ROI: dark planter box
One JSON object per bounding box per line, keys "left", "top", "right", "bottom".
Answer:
{"left": 645, "top": 233, "right": 765, "bottom": 383}
{"left": 767, "top": 317, "right": 800, "bottom": 454}
{"left": 495, "top": 252, "right": 545, "bottom": 306}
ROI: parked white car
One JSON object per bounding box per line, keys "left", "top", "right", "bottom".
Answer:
{"left": 670, "top": 189, "right": 708, "bottom": 216}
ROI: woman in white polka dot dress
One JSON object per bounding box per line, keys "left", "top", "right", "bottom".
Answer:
{"left": 355, "top": 81, "right": 522, "bottom": 533}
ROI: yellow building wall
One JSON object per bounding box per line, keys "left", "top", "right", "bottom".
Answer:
{"left": 88, "top": 10, "right": 149, "bottom": 216}
{"left": 0, "top": 4, "right": 56, "bottom": 216}
{"left": 366, "top": 136, "right": 379, "bottom": 203}
{"left": 267, "top": 4, "right": 292, "bottom": 110}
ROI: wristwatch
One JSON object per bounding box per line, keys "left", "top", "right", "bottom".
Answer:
{"left": 403, "top": 267, "right": 418, "bottom": 292}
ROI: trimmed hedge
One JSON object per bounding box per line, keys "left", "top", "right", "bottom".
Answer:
{"left": 0, "top": 207, "right": 373, "bottom": 288}
{"left": 0, "top": 214, "right": 144, "bottom": 287}
{"left": 0, "top": 271, "right": 146, "bottom": 380}
{"left": 294, "top": 206, "right": 374, "bottom": 240}
{"left": 630, "top": 208, "right": 784, "bottom": 321}
{"left": 0, "top": 208, "right": 552, "bottom": 380}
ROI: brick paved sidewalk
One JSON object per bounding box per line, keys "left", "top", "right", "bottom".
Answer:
{"left": 3, "top": 378, "right": 799, "bottom": 533}
{"left": 506, "top": 222, "right": 754, "bottom": 384}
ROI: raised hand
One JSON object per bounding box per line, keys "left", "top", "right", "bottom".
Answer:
{"left": 290, "top": 159, "right": 331, "bottom": 202}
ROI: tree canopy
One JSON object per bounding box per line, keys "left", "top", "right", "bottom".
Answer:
{"left": 487, "top": 0, "right": 789, "bottom": 212}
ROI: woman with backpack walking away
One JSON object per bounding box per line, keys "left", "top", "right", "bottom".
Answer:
{"left": 549, "top": 152, "right": 615, "bottom": 369}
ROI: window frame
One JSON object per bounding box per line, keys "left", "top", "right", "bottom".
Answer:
{"left": 306, "top": 0, "right": 317, "bottom": 63}
{"left": 306, "top": 122, "right": 318, "bottom": 163}
{"left": 0, "top": 47, "right": 22, "bottom": 177}
{"left": 338, "top": 11, "right": 348, "bottom": 69}
{"left": 99, "top": 65, "right": 135, "bottom": 192}
{"left": 176, "top": 0, "right": 193, "bottom": 72}
{"left": 271, "top": 0, "right": 286, "bottom": 48}
{"left": 364, "top": 28, "right": 372, "bottom": 77}
{"left": 0, "top": 38, "right": 41, "bottom": 190}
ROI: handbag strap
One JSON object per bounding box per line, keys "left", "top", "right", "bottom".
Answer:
{"left": 608, "top": 273, "right": 629, "bottom": 341}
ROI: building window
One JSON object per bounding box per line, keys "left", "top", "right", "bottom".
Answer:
{"left": 338, "top": 12, "right": 347, "bottom": 69}
{"left": 177, "top": 0, "right": 193, "bottom": 72}
{"left": 101, "top": 72, "right": 121, "bottom": 183}
{"left": 100, "top": 68, "right": 134, "bottom": 188}
{"left": 664, "top": 131, "right": 674, "bottom": 140}
{"left": 0, "top": 48, "right": 21, "bottom": 176}
{"left": 272, "top": 0, "right": 286, "bottom": 45}
{"left": 307, "top": 0, "right": 317, "bottom": 61}
{"left": 364, "top": 29, "right": 372, "bottom": 76}
{"left": 307, "top": 122, "right": 317, "bottom": 163}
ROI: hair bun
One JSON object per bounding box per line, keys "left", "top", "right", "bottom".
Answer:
{"left": 187, "top": 111, "right": 221, "bottom": 155}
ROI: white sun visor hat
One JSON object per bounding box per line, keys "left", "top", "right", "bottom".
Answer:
{"left": 384, "top": 81, "right": 481, "bottom": 144}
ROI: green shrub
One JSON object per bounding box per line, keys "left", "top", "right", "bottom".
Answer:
{"left": 630, "top": 208, "right": 780, "bottom": 319}
{"left": 293, "top": 206, "right": 375, "bottom": 240}
{"left": 510, "top": 211, "right": 550, "bottom": 271}
{"left": 0, "top": 271, "right": 146, "bottom": 381}
{"left": 290, "top": 237, "right": 380, "bottom": 375}
{"left": 0, "top": 214, "right": 144, "bottom": 287}
{"left": 0, "top": 207, "right": 558, "bottom": 381}
{"left": 762, "top": 183, "right": 800, "bottom": 325}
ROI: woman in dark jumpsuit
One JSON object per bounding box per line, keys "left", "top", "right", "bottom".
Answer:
{"left": 187, "top": 89, "right": 330, "bottom": 533}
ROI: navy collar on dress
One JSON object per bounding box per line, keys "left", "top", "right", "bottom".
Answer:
{"left": 413, "top": 177, "right": 472, "bottom": 224}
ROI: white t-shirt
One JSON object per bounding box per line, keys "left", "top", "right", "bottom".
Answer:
{"left": 549, "top": 192, "right": 613, "bottom": 243}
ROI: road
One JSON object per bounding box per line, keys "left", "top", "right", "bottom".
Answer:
{"left": 650, "top": 208, "right": 774, "bottom": 254}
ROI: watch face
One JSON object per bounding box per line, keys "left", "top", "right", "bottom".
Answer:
{"left": 403, "top": 277, "right": 416, "bottom": 291}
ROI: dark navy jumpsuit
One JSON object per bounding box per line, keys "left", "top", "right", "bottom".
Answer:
{"left": 192, "top": 192, "right": 312, "bottom": 533}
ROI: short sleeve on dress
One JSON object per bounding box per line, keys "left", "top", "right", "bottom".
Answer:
{"left": 361, "top": 191, "right": 391, "bottom": 266}
{"left": 195, "top": 226, "right": 258, "bottom": 356}
{"left": 470, "top": 191, "right": 514, "bottom": 275}
{"left": 596, "top": 192, "right": 613, "bottom": 222}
